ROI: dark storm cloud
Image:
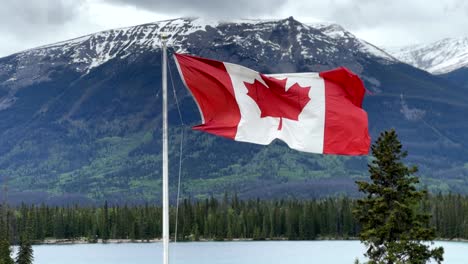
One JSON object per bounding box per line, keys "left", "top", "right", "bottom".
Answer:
{"left": 103, "top": 0, "right": 286, "bottom": 17}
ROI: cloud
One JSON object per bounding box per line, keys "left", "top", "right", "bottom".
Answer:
{"left": 1, "top": 0, "right": 468, "bottom": 57}
{"left": 280, "top": 0, "right": 468, "bottom": 46}
{"left": 103, "top": 0, "right": 286, "bottom": 18}
{"left": 0, "top": 0, "right": 88, "bottom": 56}
{"left": 0, "top": 0, "right": 84, "bottom": 29}
{"left": 0, "top": 0, "right": 163, "bottom": 57}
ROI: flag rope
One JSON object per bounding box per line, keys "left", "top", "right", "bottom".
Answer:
{"left": 169, "top": 51, "right": 185, "bottom": 126}
{"left": 168, "top": 54, "right": 186, "bottom": 243}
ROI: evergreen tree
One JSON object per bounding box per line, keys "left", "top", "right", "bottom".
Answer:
{"left": 0, "top": 201, "right": 13, "bottom": 264}
{"left": 0, "top": 239, "right": 14, "bottom": 264}
{"left": 15, "top": 232, "right": 33, "bottom": 264}
{"left": 354, "top": 129, "right": 444, "bottom": 264}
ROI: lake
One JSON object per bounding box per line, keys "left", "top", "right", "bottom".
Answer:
{"left": 26, "top": 241, "right": 467, "bottom": 264}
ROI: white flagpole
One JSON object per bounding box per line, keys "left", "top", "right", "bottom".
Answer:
{"left": 161, "top": 34, "right": 170, "bottom": 264}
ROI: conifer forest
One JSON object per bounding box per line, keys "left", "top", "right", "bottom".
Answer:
{"left": 1, "top": 193, "right": 467, "bottom": 243}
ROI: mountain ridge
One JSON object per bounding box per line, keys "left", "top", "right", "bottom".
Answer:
{"left": 386, "top": 37, "right": 468, "bottom": 74}
{"left": 2, "top": 17, "right": 397, "bottom": 76}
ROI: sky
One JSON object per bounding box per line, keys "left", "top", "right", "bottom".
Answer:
{"left": 1, "top": 0, "right": 467, "bottom": 57}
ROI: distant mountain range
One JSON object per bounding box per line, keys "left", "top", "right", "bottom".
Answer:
{"left": 1, "top": 17, "right": 468, "bottom": 204}
{"left": 386, "top": 37, "right": 468, "bottom": 106}
{"left": 387, "top": 37, "right": 468, "bottom": 74}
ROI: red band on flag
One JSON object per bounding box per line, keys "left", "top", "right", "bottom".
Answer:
{"left": 174, "top": 53, "right": 241, "bottom": 139}
{"left": 320, "top": 68, "right": 370, "bottom": 155}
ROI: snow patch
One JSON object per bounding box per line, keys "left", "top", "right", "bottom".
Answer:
{"left": 0, "top": 95, "right": 17, "bottom": 111}
{"left": 308, "top": 23, "right": 396, "bottom": 62}
{"left": 400, "top": 95, "right": 425, "bottom": 121}
{"left": 387, "top": 37, "right": 468, "bottom": 74}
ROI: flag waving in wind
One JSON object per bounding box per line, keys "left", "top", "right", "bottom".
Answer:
{"left": 174, "top": 53, "right": 370, "bottom": 155}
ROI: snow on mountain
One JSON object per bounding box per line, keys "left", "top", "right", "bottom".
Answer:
{"left": 311, "top": 23, "right": 396, "bottom": 63}
{"left": 0, "top": 17, "right": 397, "bottom": 85}
{"left": 387, "top": 37, "right": 468, "bottom": 74}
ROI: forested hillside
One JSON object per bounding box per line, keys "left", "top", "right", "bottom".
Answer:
{"left": 1, "top": 17, "right": 468, "bottom": 203}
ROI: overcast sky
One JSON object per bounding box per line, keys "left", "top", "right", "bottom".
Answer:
{"left": 1, "top": 0, "right": 467, "bottom": 57}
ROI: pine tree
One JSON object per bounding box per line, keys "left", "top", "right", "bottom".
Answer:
{"left": 354, "top": 129, "right": 444, "bottom": 264}
{"left": 0, "top": 201, "right": 13, "bottom": 264}
{"left": 0, "top": 239, "right": 14, "bottom": 264}
{"left": 15, "top": 232, "right": 33, "bottom": 264}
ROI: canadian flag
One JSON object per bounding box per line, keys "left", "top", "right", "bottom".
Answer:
{"left": 174, "top": 53, "right": 370, "bottom": 155}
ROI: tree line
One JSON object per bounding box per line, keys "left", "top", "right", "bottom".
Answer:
{"left": 0, "top": 193, "right": 467, "bottom": 243}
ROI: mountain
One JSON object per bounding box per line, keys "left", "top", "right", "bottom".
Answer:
{"left": 1, "top": 17, "right": 468, "bottom": 204}
{"left": 387, "top": 38, "right": 468, "bottom": 125}
{"left": 387, "top": 37, "right": 468, "bottom": 74}
{"left": 440, "top": 67, "right": 468, "bottom": 90}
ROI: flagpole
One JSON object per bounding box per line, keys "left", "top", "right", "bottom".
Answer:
{"left": 161, "top": 34, "right": 170, "bottom": 264}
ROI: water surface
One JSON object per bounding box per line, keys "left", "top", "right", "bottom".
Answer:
{"left": 29, "top": 241, "right": 467, "bottom": 264}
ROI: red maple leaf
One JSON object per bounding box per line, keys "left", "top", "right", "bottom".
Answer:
{"left": 244, "top": 75, "right": 311, "bottom": 130}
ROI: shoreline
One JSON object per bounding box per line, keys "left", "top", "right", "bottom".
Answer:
{"left": 34, "top": 237, "right": 468, "bottom": 245}
{"left": 38, "top": 238, "right": 162, "bottom": 245}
